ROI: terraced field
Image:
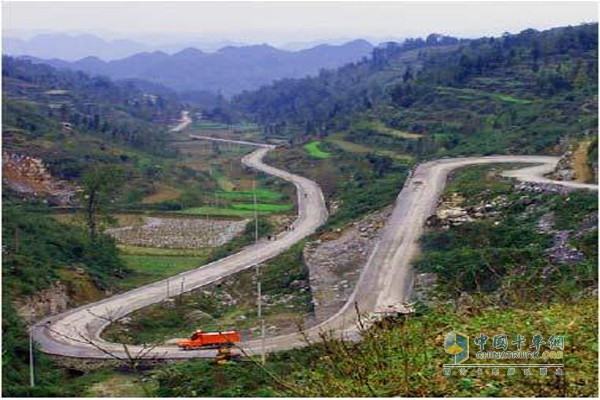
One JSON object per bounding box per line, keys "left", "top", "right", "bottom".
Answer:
{"left": 303, "top": 141, "right": 331, "bottom": 159}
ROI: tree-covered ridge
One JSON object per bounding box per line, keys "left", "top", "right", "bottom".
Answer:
{"left": 3, "top": 56, "right": 182, "bottom": 155}
{"left": 231, "top": 24, "right": 597, "bottom": 157}
{"left": 231, "top": 34, "right": 463, "bottom": 140}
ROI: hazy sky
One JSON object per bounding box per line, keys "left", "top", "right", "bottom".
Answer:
{"left": 3, "top": 1, "right": 598, "bottom": 45}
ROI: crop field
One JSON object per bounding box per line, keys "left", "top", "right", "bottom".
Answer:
{"left": 230, "top": 203, "right": 292, "bottom": 212}
{"left": 190, "top": 121, "right": 230, "bottom": 130}
{"left": 435, "top": 86, "right": 532, "bottom": 105}
{"left": 217, "top": 188, "right": 284, "bottom": 201}
{"left": 117, "top": 253, "right": 211, "bottom": 291}
{"left": 365, "top": 120, "right": 423, "bottom": 139}
{"left": 327, "top": 133, "right": 416, "bottom": 162}
{"left": 303, "top": 141, "right": 331, "bottom": 158}
{"left": 141, "top": 184, "right": 182, "bottom": 204}
{"left": 118, "top": 245, "right": 208, "bottom": 257}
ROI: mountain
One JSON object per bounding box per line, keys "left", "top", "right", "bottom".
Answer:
{"left": 3, "top": 33, "right": 150, "bottom": 61}
{"left": 3, "top": 56, "right": 183, "bottom": 159}
{"left": 232, "top": 24, "right": 598, "bottom": 158}
{"left": 26, "top": 40, "right": 374, "bottom": 96}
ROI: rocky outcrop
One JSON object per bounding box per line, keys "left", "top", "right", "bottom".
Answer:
{"left": 2, "top": 151, "right": 78, "bottom": 206}
{"left": 514, "top": 181, "right": 570, "bottom": 194}
{"left": 427, "top": 193, "right": 506, "bottom": 228}
{"left": 15, "top": 282, "right": 70, "bottom": 323}
{"left": 304, "top": 206, "right": 392, "bottom": 323}
{"left": 550, "top": 139, "right": 596, "bottom": 184}
{"left": 552, "top": 150, "right": 576, "bottom": 181}
{"left": 547, "top": 231, "right": 585, "bottom": 265}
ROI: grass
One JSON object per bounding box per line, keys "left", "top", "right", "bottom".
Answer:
{"left": 191, "top": 121, "right": 230, "bottom": 130}
{"left": 118, "top": 245, "right": 209, "bottom": 257}
{"left": 214, "top": 172, "right": 236, "bottom": 191}
{"left": 278, "top": 298, "right": 597, "bottom": 397}
{"left": 327, "top": 136, "right": 372, "bottom": 153}
{"left": 177, "top": 201, "right": 292, "bottom": 217}
{"left": 443, "top": 164, "right": 517, "bottom": 203}
{"left": 85, "top": 371, "right": 155, "bottom": 397}
{"left": 177, "top": 206, "right": 260, "bottom": 218}
{"left": 303, "top": 141, "right": 331, "bottom": 159}
{"left": 117, "top": 254, "right": 210, "bottom": 291}
{"left": 367, "top": 120, "right": 423, "bottom": 139}
{"left": 141, "top": 184, "right": 182, "bottom": 204}
{"left": 230, "top": 203, "right": 292, "bottom": 212}
{"left": 217, "top": 189, "right": 284, "bottom": 202}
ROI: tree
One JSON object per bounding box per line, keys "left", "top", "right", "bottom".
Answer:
{"left": 79, "top": 165, "right": 124, "bottom": 241}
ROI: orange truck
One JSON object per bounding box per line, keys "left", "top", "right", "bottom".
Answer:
{"left": 177, "top": 329, "right": 241, "bottom": 350}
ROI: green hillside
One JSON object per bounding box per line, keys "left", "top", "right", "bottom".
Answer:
{"left": 232, "top": 24, "right": 598, "bottom": 159}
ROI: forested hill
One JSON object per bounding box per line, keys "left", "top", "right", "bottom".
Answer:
{"left": 3, "top": 56, "right": 183, "bottom": 158}
{"left": 231, "top": 24, "right": 598, "bottom": 157}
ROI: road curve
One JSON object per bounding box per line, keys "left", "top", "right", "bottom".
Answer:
{"left": 32, "top": 143, "right": 328, "bottom": 359}
{"left": 33, "top": 151, "right": 597, "bottom": 360}
{"left": 239, "top": 155, "right": 598, "bottom": 355}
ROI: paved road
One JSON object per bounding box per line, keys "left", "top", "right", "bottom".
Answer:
{"left": 170, "top": 111, "right": 192, "bottom": 132}
{"left": 190, "top": 134, "right": 275, "bottom": 149}
{"left": 32, "top": 150, "right": 597, "bottom": 359}
{"left": 33, "top": 142, "right": 328, "bottom": 359}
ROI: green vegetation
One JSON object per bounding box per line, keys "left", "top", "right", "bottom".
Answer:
{"left": 3, "top": 56, "right": 181, "bottom": 157}
{"left": 267, "top": 143, "right": 410, "bottom": 230}
{"left": 417, "top": 166, "right": 597, "bottom": 299}
{"left": 325, "top": 168, "right": 406, "bottom": 229}
{"left": 303, "top": 141, "right": 331, "bottom": 159}
{"left": 117, "top": 254, "right": 210, "bottom": 291}
{"left": 356, "top": 120, "right": 423, "bottom": 139}
{"left": 177, "top": 203, "right": 291, "bottom": 217}
{"left": 104, "top": 242, "right": 311, "bottom": 345}
{"left": 274, "top": 299, "right": 597, "bottom": 397}
{"left": 177, "top": 206, "right": 257, "bottom": 218}
{"left": 233, "top": 24, "right": 597, "bottom": 159}
{"left": 2, "top": 200, "right": 125, "bottom": 295}
{"left": 2, "top": 302, "right": 75, "bottom": 397}
{"left": 2, "top": 200, "right": 126, "bottom": 396}
{"left": 217, "top": 188, "right": 284, "bottom": 202}
{"left": 191, "top": 121, "right": 230, "bottom": 130}
{"left": 230, "top": 203, "right": 292, "bottom": 212}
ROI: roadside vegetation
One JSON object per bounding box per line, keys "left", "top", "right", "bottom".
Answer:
{"left": 103, "top": 242, "right": 311, "bottom": 345}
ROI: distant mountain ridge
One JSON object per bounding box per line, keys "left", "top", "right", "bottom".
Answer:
{"left": 22, "top": 39, "right": 374, "bottom": 96}
{"left": 3, "top": 33, "right": 150, "bottom": 61}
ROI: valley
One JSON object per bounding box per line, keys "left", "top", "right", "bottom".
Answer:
{"left": 2, "top": 16, "right": 598, "bottom": 398}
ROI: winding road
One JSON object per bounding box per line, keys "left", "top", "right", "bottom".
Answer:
{"left": 32, "top": 135, "right": 598, "bottom": 360}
